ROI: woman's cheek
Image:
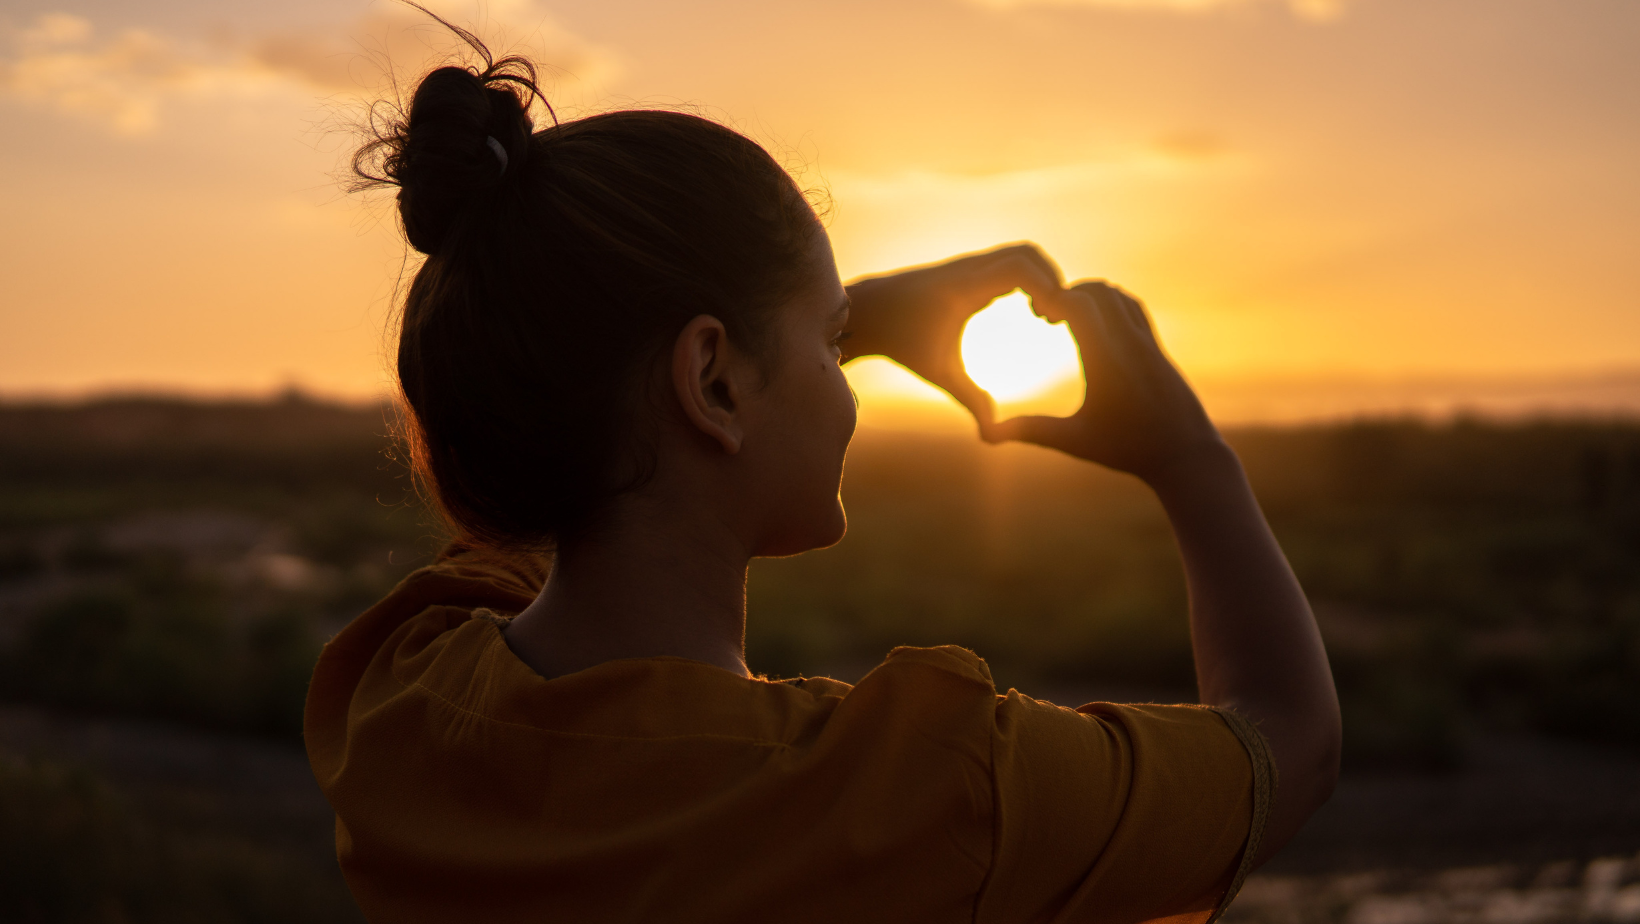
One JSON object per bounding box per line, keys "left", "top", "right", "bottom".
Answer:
{"left": 829, "top": 361, "right": 858, "bottom": 444}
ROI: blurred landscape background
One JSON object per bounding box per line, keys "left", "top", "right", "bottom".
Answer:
{"left": 1, "top": 394, "right": 1637, "bottom": 921}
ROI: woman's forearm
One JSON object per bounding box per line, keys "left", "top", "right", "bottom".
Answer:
{"left": 1145, "top": 441, "right": 1341, "bottom": 863}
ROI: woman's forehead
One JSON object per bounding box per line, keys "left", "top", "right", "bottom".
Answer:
{"left": 805, "top": 227, "right": 845, "bottom": 304}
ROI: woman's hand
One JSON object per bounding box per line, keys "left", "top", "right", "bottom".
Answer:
{"left": 989, "top": 280, "right": 1226, "bottom": 484}
{"left": 844, "top": 244, "right": 1066, "bottom": 434}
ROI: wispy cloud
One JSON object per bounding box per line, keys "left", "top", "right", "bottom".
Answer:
{"left": 0, "top": 13, "right": 269, "bottom": 134}
{"left": 967, "top": 0, "right": 1349, "bottom": 22}
{"left": 241, "top": 2, "right": 623, "bottom": 97}
{"left": 0, "top": 5, "right": 621, "bottom": 136}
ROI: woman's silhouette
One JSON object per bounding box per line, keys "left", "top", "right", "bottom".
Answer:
{"left": 305, "top": 22, "right": 1340, "bottom": 924}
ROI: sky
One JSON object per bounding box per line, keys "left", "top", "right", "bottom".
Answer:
{"left": 0, "top": 0, "right": 1636, "bottom": 425}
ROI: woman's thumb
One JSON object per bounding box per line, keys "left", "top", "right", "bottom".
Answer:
{"left": 985, "top": 413, "right": 1078, "bottom": 448}
{"left": 940, "top": 375, "right": 996, "bottom": 433}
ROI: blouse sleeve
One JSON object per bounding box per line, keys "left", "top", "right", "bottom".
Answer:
{"left": 975, "top": 693, "right": 1275, "bottom": 924}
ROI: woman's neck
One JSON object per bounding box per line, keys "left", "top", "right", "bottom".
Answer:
{"left": 501, "top": 504, "right": 754, "bottom": 681}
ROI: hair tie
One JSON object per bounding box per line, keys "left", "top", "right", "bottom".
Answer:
{"left": 485, "top": 136, "right": 508, "bottom": 175}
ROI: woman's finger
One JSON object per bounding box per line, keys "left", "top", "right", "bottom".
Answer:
{"left": 1109, "top": 285, "right": 1159, "bottom": 345}
{"left": 959, "top": 243, "right": 1064, "bottom": 289}
{"left": 1073, "top": 281, "right": 1152, "bottom": 354}
{"left": 1071, "top": 280, "right": 1129, "bottom": 313}
{"left": 935, "top": 369, "right": 997, "bottom": 432}
{"left": 956, "top": 245, "right": 1067, "bottom": 319}
{"left": 998, "top": 242, "right": 1065, "bottom": 287}
{"left": 1059, "top": 286, "right": 1122, "bottom": 377}
{"left": 989, "top": 243, "right": 1066, "bottom": 309}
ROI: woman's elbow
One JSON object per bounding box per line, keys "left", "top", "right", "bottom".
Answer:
{"left": 1305, "top": 718, "right": 1343, "bottom": 815}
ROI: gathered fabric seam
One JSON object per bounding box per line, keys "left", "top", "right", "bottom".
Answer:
{"left": 1204, "top": 706, "right": 1278, "bottom": 924}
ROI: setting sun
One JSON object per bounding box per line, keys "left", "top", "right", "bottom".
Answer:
{"left": 960, "top": 291, "right": 1082, "bottom": 406}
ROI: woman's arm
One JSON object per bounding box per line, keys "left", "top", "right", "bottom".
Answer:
{"left": 989, "top": 280, "right": 1340, "bottom": 863}
{"left": 1148, "top": 445, "right": 1339, "bottom": 861}
{"left": 847, "top": 253, "right": 1339, "bottom": 862}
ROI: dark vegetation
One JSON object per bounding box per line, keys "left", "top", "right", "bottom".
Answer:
{"left": 0, "top": 395, "right": 1637, "bottom": 918}
{"left": 0, "top": 394, "right": 434, "bottom": 739}
{"left": 3, "top": 396, "right": 1639, "bottom": 760}
{"left": 0, "top": 752, "right": 358, "bottom": 924}
{"left": 752, "top": 418, "right": 1640, "bottom": 773}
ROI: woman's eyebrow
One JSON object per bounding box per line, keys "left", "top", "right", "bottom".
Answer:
{"left": 832, "top": 296, "right": 851, "bottom": 319}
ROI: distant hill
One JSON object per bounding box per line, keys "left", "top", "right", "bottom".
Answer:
{"left": 0, "top": 395, "right": 406, "bottom": 511}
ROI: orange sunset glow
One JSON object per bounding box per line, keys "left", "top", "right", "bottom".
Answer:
{"left": 1, "top": 0, "right": 1636, "bottom": 424}
{"left": 5, "top": 3, "right": 1640, "bottom": 913}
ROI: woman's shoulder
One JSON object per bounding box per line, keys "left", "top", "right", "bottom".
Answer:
{"left": 419, "top": 542, "right": 553, "bottom": 608}
{"left": 371, "top": 634, "right": 1006, "bottom": 751}
{"left": 317, "top": 543, "right": 544, "bottom": 657}
{"left": 319, "top": 621, "right": 1009, "bottom": 771}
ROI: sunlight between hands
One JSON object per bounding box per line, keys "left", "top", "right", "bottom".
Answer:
{"left": 843, "top": 244, "right": 1066, "bottom": 434}
{"left": 989, "top": 281, "right": 1227, "bottom": 483}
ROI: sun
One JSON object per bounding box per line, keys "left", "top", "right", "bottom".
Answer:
{"left": 960, "top": 291, "right": 1083, "bottom": 407}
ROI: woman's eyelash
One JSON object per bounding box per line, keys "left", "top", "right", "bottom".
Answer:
{"left": 832, "top": 330, "right": 854, "bottom": 347}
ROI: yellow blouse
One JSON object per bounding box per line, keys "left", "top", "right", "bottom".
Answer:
{"left": 305, "top": 546, "right": 1273, "bottom": 924}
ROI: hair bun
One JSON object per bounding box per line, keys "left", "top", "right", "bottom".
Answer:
{"left": 397, "top": 67, "right": 533, "bottom": 254}
{"left": 356, "top": 61, "right": 537, "bottom": 255}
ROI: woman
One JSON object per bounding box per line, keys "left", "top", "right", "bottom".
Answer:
{"left": 305, "top": 35, "right": 1340, "bottom": 924}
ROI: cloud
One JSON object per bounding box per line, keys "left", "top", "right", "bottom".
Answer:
{"left": 967, "top": 0, "right": 1349, "bottom": 22}
{"left": 0, "top": 14, "right": 269, "bottom": 134}
{"left": 242, "top": 3, "right": 623, "bottom": 96}
{"left": 1151, "top": 129, "right": 1230, "bottom": 161}
{"left": 0, "top": 6, "right": 621, "bottom": 136}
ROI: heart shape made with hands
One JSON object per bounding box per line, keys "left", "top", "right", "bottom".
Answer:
{"left": 958, "top": 290, "right": 1084, "bottom": 418}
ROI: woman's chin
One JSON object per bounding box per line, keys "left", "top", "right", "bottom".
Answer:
{"left": 756, "top": 503, "right": 847, "bottom": 558}
{"left": 814, "top": 503, "right": 848, "bottom": 550}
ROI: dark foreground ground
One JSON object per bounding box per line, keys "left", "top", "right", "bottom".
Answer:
{"left": 3, "top": 700, "right": 1638, "bottom": 924}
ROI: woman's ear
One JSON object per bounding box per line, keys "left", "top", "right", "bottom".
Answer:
{"left": 672, "top": 314, "right": 744, "bottom": 454}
